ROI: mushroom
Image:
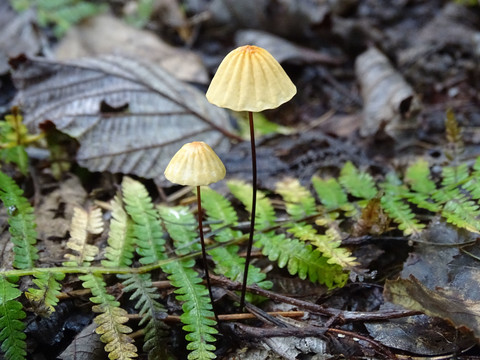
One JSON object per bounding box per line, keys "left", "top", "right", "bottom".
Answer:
{"left": 206, "top": 45, "right": 296, "bottom": 310}
{"left": 164, "top": 141, "right": 226, "bottom": 320}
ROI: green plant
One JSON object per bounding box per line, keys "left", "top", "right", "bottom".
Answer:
{"left": 0, "top": 108, "right": 43, "bottom": 174}
{"left": 9, "top": 0, "right": 107, "bottom": 37}
{"left": 3, "top": 142, "right": 480, "bottom": 358}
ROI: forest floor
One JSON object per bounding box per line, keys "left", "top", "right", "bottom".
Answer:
{"left": 1, "top": 0, "right": 480, "bottom": 359}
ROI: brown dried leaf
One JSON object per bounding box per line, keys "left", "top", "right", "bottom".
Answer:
{"left": 55, "top": 14, "right": 208, "bottom": 83}
{"left": 58, "top": 323, "right": 105, "bottom": 360}
{"left": 385, "top": 276, "right": 480, "bottom": 339}
{"left": 384, "top": 221, "right": 480, "bottom": 339}
{"left": 355, "top": 47, "right": 421, "bottom": 138}
{"left": 11, "top": 55, "right": 234, "bottom": 185}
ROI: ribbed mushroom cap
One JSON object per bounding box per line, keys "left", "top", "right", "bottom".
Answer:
{"left": 206, "top": 45, "right": 297, "bottom": 112}
{"left": 164, "top": 142, "right": 226, "bottom": 186}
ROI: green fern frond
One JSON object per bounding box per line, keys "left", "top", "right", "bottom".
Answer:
{"left": 102, "top": 195, "right": 136, "bottom": 268}
{"left": 209, "top": 246, "right": 272, "bottom": 289}
{"left": 63, "top": 207, "right": 102, "bottom": 267}
{"left": 255, "top": 232, "right": 348, "bottom": 288}
{"left": 228, "top": 180, "right": 276, "bottom": 230}
{"left": 201, "top": 187, "right": 241, "bottom": 243}
{"left": 405, "top": 159, "right": 436, "bottom": 194}
{"left": 433, "top": 188, "right": 480, "bottom": 233}
{"left": 339, "top": 161, "right": 377, "bottom": 200}
{"left": 162, "top": 260, "right": 217, "bottom": 360}
{"left": 0, "top": 171, "right": 38, "bottom": 270}
{"left": 158, "top": 205, "right": 200, "bottom": 255}
{"left": 0, "top": 276, "right": 26, "bottom": 360}
{"left": 275, "top": 178, "right": 317, "bottom": 219}
{"left": 122, "top": 177, "right": 166, "bottom": 264}
{"left": 120, "top": 273, "right": 168, "bottom": 360}
{"left": 25, "top": 272, "right": 65, "bottom": 315}
{"left": 441, "top": 164, "right": 469, "bottom": 186}
{"left": 381, "top": 174, "right": 425, "bottom": 236}
{"left": 463, "top": 157, "right": 480, "bottom": 200}
{"left": 311, "top": 176, "right": 349, "bottom": 211}
{"left": 79, "top": 273, "right": 138, "bottom": 360}
{"left": 287, "top": 224, "right": 358, "bottom": 267}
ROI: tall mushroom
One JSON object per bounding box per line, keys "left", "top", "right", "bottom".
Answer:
{"left": 206, "top": 45, "right": 296, "bottom": 310}
{"left": 164, "top": 141, "right": 226, "bottom": 319}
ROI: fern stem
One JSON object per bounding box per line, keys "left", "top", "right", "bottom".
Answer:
{"left": 197, "top": 187, "right": 218, "bottom": 322}
{"left": 240, "top": 111, "right": 257, "bottom": 311}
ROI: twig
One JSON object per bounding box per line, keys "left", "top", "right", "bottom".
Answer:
{"left": 212, "top": 275, "right": 421, "bottom": 321}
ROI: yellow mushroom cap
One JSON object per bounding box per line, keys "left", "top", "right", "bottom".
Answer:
{"left": 164, "top": 142, "right": 226, "bottom": 186}
{"left": 206, "top": 45, "right": 297, "bottom": 112}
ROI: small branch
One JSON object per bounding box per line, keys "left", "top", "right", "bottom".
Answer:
{"left": 126, "top": 311, "right": 305, "bottom": 322}
{"left": 212, "top": 275, "right": 421, "bottom": 322}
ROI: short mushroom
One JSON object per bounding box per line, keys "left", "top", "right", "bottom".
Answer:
{"left": 206, "top": 45, "right": 296, "bottom": 310}
{"left": 164, "top": 141, "right": 226, "bottom": 320}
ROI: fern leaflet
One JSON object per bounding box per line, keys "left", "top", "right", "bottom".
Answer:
{"left": 119, "top": 273, "right": 168, "bottom": 360}
{"left": 339, "top": 161, "right": 377, "bottom": 200}
{"left": 102, "top": 195, "right": 136, "bottom": 268}
{"left": 122, "top": 177, "right": 166, "bottom": 264}
{"left": 63, "top": 207, "right": 102, "bottom": 267}
{"left": 162, "top": 260, "right": 217, "bottom": 360}
{"left": 312, "top": 176, "right": 349, "bottom": 211}
{"left": 79, "top": 273, "right": 138, "bottom": 360}
{"left": 201, "top": 187, "right": 241, "bottom": 243}
{"left": 228, "top": 180, "right": 276, "bottom": 230}
{"left": 0, "top": 276, "right": 26, "bottom": 360}
{"left": 0, "top": 171, "right": 38, "bottom": 269}
{"left": 287, "top": 224, "right": 358, "bottom": 267}
{"left": 158, "top": 205, "right": 200, "bottom": 255}
{"left": 255, "top": 232, "right": 348, "bottom": 288}
{"left": 381, "top": 174, "right": 425, "bottom": 236}
{"left": 463, "top": 157, "right": 480, "bottom": 200}
{"left": 275, "top": 178, "right": 317, "bottom": 219}
{"left": 25, "top": 272, "right": 65, "bottom": 315}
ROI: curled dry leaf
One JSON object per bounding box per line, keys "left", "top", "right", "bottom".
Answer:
{"left": 55, "top": 14, "right": 208, "bottom": 83}
{"left": 355, "top": 47, "right": 421, "bottom": 139}
{"left": 11, "top": 55, "right": 234, "bottom": 185}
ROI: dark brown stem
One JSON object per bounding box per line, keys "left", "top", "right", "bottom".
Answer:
{"left": 239, "top": 111, "right": 257, "bottom": 310}
{"left": 197, "top": 186, "right": 219, "bottom": 322}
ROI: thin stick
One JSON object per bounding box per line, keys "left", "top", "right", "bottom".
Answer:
{"left": 239, "top": 111, "right": 257, "bottom": 310}
{"left": 197, "top": 186, "right": 219, "bottom": 322}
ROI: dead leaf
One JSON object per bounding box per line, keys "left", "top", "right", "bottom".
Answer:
{"left": 58, "top": 322, "right": 105, "bottom": 360}
{"left": 11, "top": 55, "right": 235, "bottom": 186}
{"left": 235, "top": 30, "right": 343, "bottom": 65}
{"left": 355, "top": 47, "right": 421, "bottom": 138}
{"left": 366, "top": 311, "right": 476, "bottom": 355}
{"left": 35, "top": 176, "right": 87, "bottom": 242}
{"left": 55, "top": 14, "right": 208, "bottom": 83}
{"left": 383, "top": 221, "right": 480, "bottom": 339}
{"left": 385, "top": 275, "right": 480, "bottom": 339}
{"left": 0, "top": 3, "right": 41, "bottom": 74}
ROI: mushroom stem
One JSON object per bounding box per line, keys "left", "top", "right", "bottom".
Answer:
{"left": 239, "top": 111, "right": 257, "bottom": 311}
{"left": 196, "top": 186, "right": 219, "bottom": 322}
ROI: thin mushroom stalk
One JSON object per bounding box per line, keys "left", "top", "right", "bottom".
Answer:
{"left": 196, "top": 186, "right": 218, "bottom": 321}
{"left": 164, "top": 141, "right": 226, "bottom": 321}
{"left": 206, "top": 45, "right": 296, "bottom": 311}
{"left": 239, "top": 110, "right": 257, "bottom": 310}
